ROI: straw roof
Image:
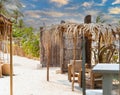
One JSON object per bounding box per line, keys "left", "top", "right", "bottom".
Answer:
{"left": 0, "top": 14, "right": 12, "bottom": 25}
{"left": 0, "top": 14, "right": 12, "bottom": 36}
{"left": 54, "top": 22, "right": 120, "bottom": 45}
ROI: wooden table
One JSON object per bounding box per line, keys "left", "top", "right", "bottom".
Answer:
{"left": 92, "top": 63, "right": 119, "bottom": 95}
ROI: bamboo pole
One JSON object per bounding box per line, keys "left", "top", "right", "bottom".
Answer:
{"left": 72, "top": 36, "right": 77, "bottom": 91}
{"left": 10, "top": 24, "right": 13, "bottom": 95}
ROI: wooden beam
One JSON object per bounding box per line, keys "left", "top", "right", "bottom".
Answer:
{"left": 10, "top": 24, "right": 13, "bottom": 95}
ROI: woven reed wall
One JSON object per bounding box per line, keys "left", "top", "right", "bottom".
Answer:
{"left": 40, "top": 27, "right": 92, "bottom": 72}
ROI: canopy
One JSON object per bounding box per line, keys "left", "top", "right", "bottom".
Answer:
{"left": 55, "top": 23, "right": 120, "bottom": 45}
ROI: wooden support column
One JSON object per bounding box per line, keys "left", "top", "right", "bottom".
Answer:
{"left": 118, "top": 33, "right": 120, "bottom": 95}
{"left": 60, "top": 32, "right": 63, "bottom": 73}
{"left": 47, "top": 44, "right": 50, "bottom": 81}
{"left": 40, "top": 27, "right": 45, "bottom": 66}
{"left": 72, "top": 36, "right": 77, "bottom": 91}
{"left": 82, "top": 35, "right": 86, "bottom": 95}
{"left": 46, "top": 32, "right": 51, "bottom": 81}
{"left": 10, "top": 24, "right": 13, "bottom": 95}
{"left": 82, "top": 15, "right": 91, "bottom": 95}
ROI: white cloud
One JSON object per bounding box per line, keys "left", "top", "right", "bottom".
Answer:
{"left": 45, "top": 11, "right": 64, "bottom": 17}
{"left": 112, "top": 0, "right": 120, "bottom": 5}
{"left": 50, "top": 0, "right": 69, "bottom": 7}
{"left": 24, "top": 10, "right": 64, "bottom": 18}
{"left": 84, "top": 10, "right": 100, "bottom": 16}
{"left": 82, "top": 2, "right": 93, "bottom": 8}
{"left": 109, "top": 7, "right": 120, "bottom": 14}
{"left": 24, "top": 11, "right": 41, "bottom": 18}
{"left": 102, "top": 0, "right": 107, "bottom": 4}
{"left": 96, "top": 0, "right": 107, "bottom": 6}
{"left": 102, "top": 14, "right": 113, "bottom": 20}
{"left": 6, "top": 4, "right": 18, "bottom": 10}
{"left": 102, "top": 14, "right": 119, "bottom": 23}
{"left": 21, "top": 3, "right": 26, "bottom": 8}
{"left": 65, "top": 5, "right": 79, "bottom": 10}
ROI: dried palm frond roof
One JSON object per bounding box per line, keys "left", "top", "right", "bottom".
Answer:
{"left": 51, "top": 22, "right": 120, "bottom": 45}
{"left": 0, "top": 14, "right": 12, "bottom": 25}
{"left": 0, "top": 14, "right": 12, "bottom": 36}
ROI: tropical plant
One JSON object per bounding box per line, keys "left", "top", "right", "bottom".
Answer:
{"left": 11, "top": 9, "right": 24, "bottom": 23}
{"left": 0, "top": 0, "right": 10, "bottom": 16}
{"left": 96, "top": 15, "right": 106, "bottom": 23}
{"left": 0, "top": 0, "right": 23, "bottom": 20}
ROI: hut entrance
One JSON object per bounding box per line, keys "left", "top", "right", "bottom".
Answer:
{"left": 61, "top": 33, "right": 82, "bottom": 72}
{"left": 61, "top": 33, "right": 91, "bottom": 73}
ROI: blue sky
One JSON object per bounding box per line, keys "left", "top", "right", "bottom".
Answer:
{"left": 20, "top": 0, "right": 120, "bottom": 28}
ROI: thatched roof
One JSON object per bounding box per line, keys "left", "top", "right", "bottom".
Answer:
{"left": 0, "top": 14, "right": 12, "bottom": 25}
{"left": 0, "top": 14, "right": 12, "bottom": 36}
{"left": 51, "top": 22, "right": 120, "bottom": 45}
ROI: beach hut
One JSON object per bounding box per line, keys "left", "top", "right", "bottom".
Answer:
{"left": 40, "top": 20, "right": 120, "bottom": 70}
{"left": 0, "top": 14, "right": 13, "bottom": 95}
{"left": 40, "top": 16, "right": 120, "bottom": 94}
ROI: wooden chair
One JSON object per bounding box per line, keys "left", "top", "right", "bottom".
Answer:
{"left": 90, "top": 70, "right": 102, "bottom": 89}
{"left": 68, "top": 60, "right": 82, "bottom": 87}
{"left": 90, "top": 44, "right": 116, "bottom": 89}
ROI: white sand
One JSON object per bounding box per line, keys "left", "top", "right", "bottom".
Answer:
{"left": 1, "top": 55, "right": 118, "bottom": 95}
{"left": 0, "top": 55, "right": 83, "bottom": 95}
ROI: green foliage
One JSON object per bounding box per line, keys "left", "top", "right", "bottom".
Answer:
{"left": 119, "top": 20, "right": 120, "bottom": 24}
{"left": 13, "top": 20, "right": 40, "bottom": 58}
{"left": 0, "top": 0, "right": 23, "bottom": 19}
{"left": 0, "top": 0, "right": 39, "bottom": 58}
{"left": 22, "top": 37, "right": 40, "bottom": 57}
{"left": 96, "top": 15, "right": 106, "bottom": 23}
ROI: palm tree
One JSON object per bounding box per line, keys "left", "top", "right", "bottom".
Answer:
{"left": 0, "top": 0, "right": 10, "bottom": 16}
{"left": 11, "top": 9, "right": 24, "bottom": 23}
{"left": 96, "top": 15, "right": 106, "bottom": 23}
{"left": 0, "top": 0, "right": 23, "bottom": 21}
{"left": 18, "top": 19, "right": 24, "bottom": 28}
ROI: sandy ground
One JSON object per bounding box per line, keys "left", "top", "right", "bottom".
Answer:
{"left": 0, "top": 55, "right": 119, "bottom": 95}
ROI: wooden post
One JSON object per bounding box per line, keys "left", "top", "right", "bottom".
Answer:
{"left": 47, "top": 44, "right": 50, "bottom": 81}
{"left": 10, "top": 24, "right": 13, "bottom": 95}
{"left": 60, "top": 32, "right": 63, "bottom": 73}
{"left": 81, "top": 15, "right": 91, "bottom": 95}
{"left": 84, "top": 15, "right": 91, "bottom": 23}
{"left": 72, "top": 36, "right": 77, "bottom": 91}
{"left": 118, "top": 33, "right": 120, "bottom": 95}
{"left": 82, "top": 35, "right": 86, "bottom": 95}
{"left": 46, "top": 32, "right": 51, "bottom": 81}
{"left": 40, "top": 27, "right": 44, "bottom": 66}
